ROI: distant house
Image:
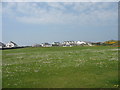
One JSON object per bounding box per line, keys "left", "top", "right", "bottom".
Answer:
{"left": 76, "top": 41, "right": 86, "bottom": 45}
{"left": 62, "top": 41, "right": 76, "bottom": 46}
{"left": 32, "top": 44, "right": 42, "bottom": 47}
{"left": 62, "top": 41, "right": 91, "bottom": 47}
{"left": 6, "top": 41, "right": 18, "bottom": 48}
{"left": 85, "top": 42, "right": 93, "bottom": 46}
{"left": 41, "top": 43, "right": 52, "bottom": 47}
{"left": 63, "top": 44, "right": 73, "bottom": 47}
{"left": 0, "top": 42, "right": 6, "bottom": 48}
{"left": 52, "top": 42, "right": 61, "bottom": 46}
{"left": 91, "top": 42, "right": 103, "bottom": 45}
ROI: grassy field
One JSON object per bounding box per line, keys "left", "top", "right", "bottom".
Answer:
{"left": 2, "top": 46, "right": 119, "bottom": 88}
{"left": 0, "top": 50, "right": 2, "bottom": 89}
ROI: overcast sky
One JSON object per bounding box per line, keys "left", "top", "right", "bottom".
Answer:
{"left": 2, "top": 2, "right": 118, "bottom": 46}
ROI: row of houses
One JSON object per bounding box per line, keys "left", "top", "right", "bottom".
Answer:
{"left": 1, "top": 40, "right": 116, "bottom": 48}
{"left": 0, "top": 41, "right": 18, "bottom": 48}
{"left": 32, "top": 41, "right": 93, "bottom": 47}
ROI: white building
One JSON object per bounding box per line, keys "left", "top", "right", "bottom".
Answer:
{"left": 76, "top": 41, "right": 86, "bottom": 45}
{"left": 52, "top": 42, "right": 61, "bottom": 46}
{"left": 62, "top": 41, "right": 76, "bottom": 46}
{"left": 6, "top": 41, "right": 18, "bottom": 48}
{"left": 41, "top": 43, "right": 52, "bottom": 47}
{"left": 0, "top": 42, "right": 5, "bottom": 48}
{"left": 87, "top": 43, "right": 93, "bottom": 46}
{"left": 32, "top": 44, "right": 41, "bottom": 47}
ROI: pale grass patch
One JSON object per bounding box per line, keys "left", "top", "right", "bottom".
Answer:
{"left": 6, "top": 53, "right": 26, "bottom": 56}
{"left": 109, "top": 57, "right": 118, "bottom": 61}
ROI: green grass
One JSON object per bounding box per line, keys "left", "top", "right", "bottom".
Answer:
{"left": 0, "top": 51, "right": 2, "bottom": 89}
{"left": 2, "top": 46, "right": 119, "bottom": 88}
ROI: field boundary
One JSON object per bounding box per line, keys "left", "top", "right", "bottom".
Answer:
{"left": 0, "top": 47, "right": 26, "bottom": 50}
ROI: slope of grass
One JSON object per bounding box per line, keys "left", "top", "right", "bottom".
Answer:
{"left": 0, "top": 51, "right": 2, "bottom": 89}
{"left": 2, "top": 46, "right": 119, "bottom": 88}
